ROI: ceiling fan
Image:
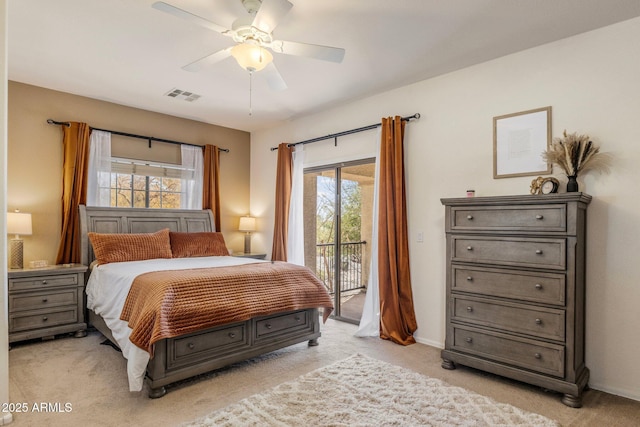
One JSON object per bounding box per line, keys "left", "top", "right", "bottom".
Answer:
{"left": 152, "top": 0, "right": 346, "bottom": 91}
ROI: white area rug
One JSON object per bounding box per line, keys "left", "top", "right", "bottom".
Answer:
{"left": 181, "top": 354, "right": 559, "bottom": 426}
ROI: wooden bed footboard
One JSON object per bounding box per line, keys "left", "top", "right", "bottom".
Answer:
{"left": 89, "top": 307, "right": 321, "bottom": 397}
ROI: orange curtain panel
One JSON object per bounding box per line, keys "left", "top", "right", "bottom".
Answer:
{"left": 378, "top": 116, "right": 418, "bottom": 345}
{"left": 203, "top": 144, "right": 222, "bottom": 231}
{"left": 56, "top": 122, "right": 91, "bottom": 264}
{"left": 271, "top": 143, "right": 293, "bottom": 261}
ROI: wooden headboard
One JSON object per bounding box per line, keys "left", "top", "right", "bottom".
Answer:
{"left": 78, "top": 205, "right": 215, "bottom": 267}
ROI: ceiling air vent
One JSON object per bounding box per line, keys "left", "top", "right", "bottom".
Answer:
{"left": 164, "top": 88, "right": 201, "bottom": 102}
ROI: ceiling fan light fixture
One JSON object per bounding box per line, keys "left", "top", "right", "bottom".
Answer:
{"left": 231, "top": 43, "right": 273, "bottom": 72}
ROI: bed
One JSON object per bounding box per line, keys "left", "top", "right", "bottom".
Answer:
{"left": 78, "top": 205, "right": 333, "bottom": 398}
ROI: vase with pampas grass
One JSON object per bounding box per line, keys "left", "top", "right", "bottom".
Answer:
{"left": 541, "top": 130, "right": 610, "bottom": 192}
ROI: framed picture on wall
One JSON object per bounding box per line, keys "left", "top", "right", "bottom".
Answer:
{"left": 493, "top": 106, "right": 552, "bottom": 178}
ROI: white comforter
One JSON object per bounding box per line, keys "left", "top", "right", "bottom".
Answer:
{"left": 86, "top": 256, "right": 267, "bottom": 392}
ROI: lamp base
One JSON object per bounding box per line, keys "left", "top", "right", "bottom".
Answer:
{"left": 10, "top": 238, "right": 24, "bottom": 269}
{"left": 244, "top": 233, "right": 252, "bottom": 254}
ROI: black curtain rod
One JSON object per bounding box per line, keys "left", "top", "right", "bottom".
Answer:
{"left": 46, "top": 119, "right": 230, "bottom": 152}
{"left": 269, "top": 113, "right": 420, "bottom": 151}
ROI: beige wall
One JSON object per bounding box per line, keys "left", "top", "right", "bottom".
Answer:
{"left": 7, "top": 82, "right": 252, "bottom": 263}
{"left": 1, "top": 1, "right": 12, "bottom": 424}
{"left": 251, "top": 17, "right": 640, "bottom": 400}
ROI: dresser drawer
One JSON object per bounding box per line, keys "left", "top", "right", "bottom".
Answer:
{"left": 255, "top": 310, "right": 311, "bottom": 340}
{"left": 450, "top": 204, "right": 566, "bottom": 232}
{"left": 9, "top": 273, "right": 79, "bottom": 291}
{"left": 10, "top": 307, "right": 78, "bottom": 333}
{"left": 9, "top": 288, "right": 78, "bottom": 312}
{"left": 452, "top": 296, "right": 565, "bottom": 341}
{"left": 452, "top": 236, "right": 566, "bottom": 270}
{"left": 167, "top": 322, "right": 249, "bottom": 369}
{"left": 452, "top": 265, "right": 565, "bottom": 306}
{"left": 452, "top": 325, "right": 565, "bottom": 377}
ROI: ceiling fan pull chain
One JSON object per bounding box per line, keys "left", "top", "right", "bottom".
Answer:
{"left": 249, "top": 71, "right": 253, "bottom": 116}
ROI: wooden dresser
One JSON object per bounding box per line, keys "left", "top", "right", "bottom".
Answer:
{"left": 441, "top": 193, "right": 590, "bottom": 407}
{"left": 8, "top": 264, "right": 88, "bottom": 345}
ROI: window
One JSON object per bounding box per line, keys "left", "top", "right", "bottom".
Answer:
{"left": 107, "top": 158, "right": 189, "bottom": 209}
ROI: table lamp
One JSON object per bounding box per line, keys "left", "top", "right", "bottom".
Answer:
{"left": 238, "top": 216, "right": 256, "bottom": 254}
{"left": 7, "top": 210, "right": 33, "bottom": 269}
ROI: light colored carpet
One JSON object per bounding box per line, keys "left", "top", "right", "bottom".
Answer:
{"left": 181, "top": 353, "right": 559, "bottom": 427}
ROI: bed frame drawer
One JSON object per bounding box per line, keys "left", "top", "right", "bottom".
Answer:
{"left": 167, "top": 322, "right": 250, "bottom": 369}
{"left": 255, "top": 310, "right": 311, "bottom": 341}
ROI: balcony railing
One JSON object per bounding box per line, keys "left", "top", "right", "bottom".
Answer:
{"left": 315, "top": 241, "right": 367, "bottom": 293}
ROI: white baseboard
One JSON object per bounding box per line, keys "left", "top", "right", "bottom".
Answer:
{"left": 0, "top": 412, "right": 13, "bottom": 425}
{"left": 414, "top": 336, "right": 443, "bottom": 349}
{"left": 588, "top": 381, "right": 640, "bottom": 402}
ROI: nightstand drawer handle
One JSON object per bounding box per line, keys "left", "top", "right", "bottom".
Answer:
{"left": 41, "top": 280, "right": 47, "bottom": 285}
{"left": 295, "top": 316, "right": 301, "bottom": 321}
{"left": 536, "top": 214, "right": 544, "bottom": 220}
{"left": 466, "top": 306, "right": 473, "bottom": 312}
{"left": 228, "top": 332, "right": 236, "bottom": 339}
{"left": 466, "top": 215, "right": 473, "bottom": 220}
{"left": 466, "top": 276, "right": 473, "bottom": 281}
{"left": 535, "top": 318, "right": 542, "bottom": 325}
{"left": 187, "top": 342, "right": 195, "bottom": 350}
{"left": 265, "top": 323, "right": 272, "bottom": 329}
{"left": 534, "top": 353, "right": 542, "bottom": 359}
{"left": 535, "top": 283, "right": 542, "bottom": 290}
{"left": 465, "top": 337, "right": 473, "bottom": 343}
{"left": 42, "top": 316, "right": 48, "bottom": 322}
{"left": 42, "top": 298, "right": 48, "bottom": 303}
{"left": 466, "top": 246, "right": 473, "bottom": 251}
{"left": 535, "top": 249, "right": 543, "bottom": 255}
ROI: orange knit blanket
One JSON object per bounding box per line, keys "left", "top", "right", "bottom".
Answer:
{"left": 120, "top": 261, "right": 334, "bottom": 356}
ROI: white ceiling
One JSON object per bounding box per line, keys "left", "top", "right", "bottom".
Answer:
{"left": 8, "top": 0, "right": 640, "bottom": 132}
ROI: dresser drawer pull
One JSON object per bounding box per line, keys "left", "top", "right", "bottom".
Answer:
{"left": 187, "top": 342, "right": 195, "bottom": 350}
{"left": 265, "top": 323, "right": 272, "bottom": 329}
{"left": 536, "top": 214, "right": 544, "bottom": 220}
{"left": 466, "top": 306, "right": 473, "bottom": 312}
{"left": 535, "top": 283, "right": 543, "bottom": 290}
{"left": 466, "top": 276, "right": 473, "bottom": 282}
{"left": 535, "top": 249, "right": 543, "bottom": 255}
{"left": 466, "top": 215, "right": 473, "bottom": 220}
{"left": 42, "top": 280, "right": 48, "bottom": 285}
{"left": 535, "top": 318, "right": 542, "bottom": 325}
{"left": 42, "top": 316, "right": 48, "bottom": 322}
{"left": 228, "top": 332, "right": 236, "bottom": 339}
{"left": 534, "top": 353, "right": 542, "bottom": 359}
{"left": 42, "top": 298, "right": 48, "bottom": 303}
{"left": 466, "top": 246, "right": 473, "bottom": 251}
{"left": 295, "top": 316, "right": 301, "bottom": 321}
{"left": 465, "top": 337, "right": 473, "bottom": 343}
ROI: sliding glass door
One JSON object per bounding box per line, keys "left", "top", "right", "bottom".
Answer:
{"left": 303, "top": 159, "right": 375, "bottom": 324}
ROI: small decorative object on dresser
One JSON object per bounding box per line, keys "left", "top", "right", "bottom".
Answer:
{"left": 530, "top": 176, "right": 559, "bottom": 195}
{"left": 8, "top": 264, "right": 88, "bottom": 345}
{"left": 441, "top": 193, "right": 591, "bottom": 407}
{"left": 541, "top": 130, "right": 610, "bottom": 192}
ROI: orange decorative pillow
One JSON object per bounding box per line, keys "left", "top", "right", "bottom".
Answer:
{"left": 170, "top": 232, "right": 229, "bottom": 258}
{"left": 88, "top": 228, "right": 172, "bottom": 265}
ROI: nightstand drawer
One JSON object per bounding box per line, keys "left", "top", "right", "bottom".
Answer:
{"left": 452, "top": 265, "right": 565, "bottom": 305}
{"left": 9, "top": 273, "right": 79, "bottom": 291}
{"left": 9, "top": 288, "right": 78, "bottom": 312}
{"left": 452, "top": 296, "right": 565, "bottom": 341}
{"left": 452, "top": 236, "right": 566, "bottom": 270}
{"left": 10, "top": 307, "right": 79, "bottom": 333}
{"left": 452, "top": 325, "right": 565, "bottom": 377}
{"left": 450, "top": 204, "right": 566, "bottom": 232}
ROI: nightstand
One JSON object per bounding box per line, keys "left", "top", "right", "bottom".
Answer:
{"left": 233, "top": 252, "right": 267, "bottom": 259}
{"left": 8, "top": 264, "right": 88, "bottom": 345}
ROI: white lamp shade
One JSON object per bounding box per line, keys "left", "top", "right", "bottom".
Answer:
{"left": 7, "top": 212, "right": 33, "bottom": 236}
{"left": 238, "top": 216, "right": 256, "bottom": 232}
{"left": 231, "top": 43, "right": 273, "bottom": 72}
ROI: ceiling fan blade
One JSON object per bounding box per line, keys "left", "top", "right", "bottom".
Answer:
{"left": 252, "top": 0, "right": 293, "bottom": 33}
{"left": 182, "top": 47, "right": 233, "bottom": 72}
{"left": 152, "top": 1, "right": 230, "bottom": 35}
{"left": 263, "top": 62, "right": 288, "bottom": 91}
{"left": 270, "top": 40, "right": 345, "bottom": 63}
